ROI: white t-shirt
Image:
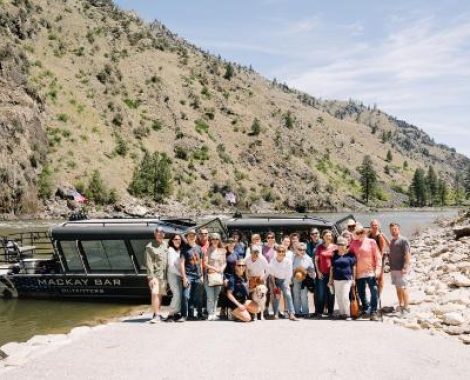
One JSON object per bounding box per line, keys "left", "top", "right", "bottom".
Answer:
{"left": 167, "top": 247, "right": 181, "bottom": 276}
{"left": 269, "top": 258, "right": 293, "bottom": 280}
{"left": 245, "top": 255, "right": 269, "bottom": 279}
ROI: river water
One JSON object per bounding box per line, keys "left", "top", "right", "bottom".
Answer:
{"left": 0, "top": 209, "right": 459, "bottom": 347}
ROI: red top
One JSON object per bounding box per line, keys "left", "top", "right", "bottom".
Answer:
{"left": 316, "top": 244, "right": 338, "bottom": 274}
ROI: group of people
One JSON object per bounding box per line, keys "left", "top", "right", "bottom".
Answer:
{"left": 145, "top": 219, "right": 411, "bottom": 323}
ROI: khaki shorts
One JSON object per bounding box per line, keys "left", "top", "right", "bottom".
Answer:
{"left": 391, "top": 270, "right": 409, "bottom": 288}
{"left": 149, "top": 278, "right": 167, "bottom": 296}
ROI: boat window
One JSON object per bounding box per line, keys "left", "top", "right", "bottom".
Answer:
{"left": 130, "top": 239, "right": 153, "bottom": 271}
{"left": 81, "top": 240, "right": 134, "bottom": 272}
{"left": 59, "top": 241, "right": 84, "bottom": 272}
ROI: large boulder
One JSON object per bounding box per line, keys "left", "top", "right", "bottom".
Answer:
{"left": 449, "top": 273, "right": 470, "bottom": 288}
{"left": 442, "top": 312, "right": 465, "bottom": 326}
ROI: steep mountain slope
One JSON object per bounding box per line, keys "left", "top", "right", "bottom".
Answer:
{"left": 0, "top": 0, "right": 468, "bottom": 215}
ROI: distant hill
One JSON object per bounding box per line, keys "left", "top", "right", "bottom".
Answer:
{"left": 0, "top": 0, "right": 468, "bottom": 216}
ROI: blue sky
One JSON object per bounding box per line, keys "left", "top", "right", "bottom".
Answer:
{"left": 115, "top": 0, "right": 470, "bottom": 158}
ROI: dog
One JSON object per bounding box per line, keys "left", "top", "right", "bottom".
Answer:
{"left": 251, "top": 284, "right": 268, "bottom": 320}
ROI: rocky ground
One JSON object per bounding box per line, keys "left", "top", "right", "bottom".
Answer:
{"left": 384, "top": 212, "right": 470, "bottom": 344}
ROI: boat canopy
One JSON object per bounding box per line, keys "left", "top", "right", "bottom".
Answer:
{"left": 50, "top": 218, "right": 198, "bottom": 241}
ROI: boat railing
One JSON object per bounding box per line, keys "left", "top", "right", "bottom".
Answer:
{"left": 0, "top": 231, "right": 54, "bottom": 263}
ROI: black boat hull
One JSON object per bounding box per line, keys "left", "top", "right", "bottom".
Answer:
{"left": 8, "top": 274, "right": 152, "bottom": 301}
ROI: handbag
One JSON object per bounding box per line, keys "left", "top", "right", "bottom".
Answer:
{"left": 350, "top": 285, "right": 360, "bottom": 319}
{"left": 208, "top": 272, "right": 224, "bottom": 287}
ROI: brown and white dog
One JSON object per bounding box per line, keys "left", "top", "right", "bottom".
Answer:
{"left": 251, "top": 284, "right": 268, "bottom": 320}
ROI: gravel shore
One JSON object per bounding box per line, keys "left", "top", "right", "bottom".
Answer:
{"left": 1, "top": 213, "right": 469, "bottom": 379}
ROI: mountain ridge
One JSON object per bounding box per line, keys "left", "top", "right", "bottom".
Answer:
{"left": 0, "top": 0, "right": 468, "bottom": 216}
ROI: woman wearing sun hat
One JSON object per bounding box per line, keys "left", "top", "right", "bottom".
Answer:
{"left": 204, "top": 233, "right": 227, "bottom": 321}
{"left": 292, "top": 242, "right": 316, "bottom": 318}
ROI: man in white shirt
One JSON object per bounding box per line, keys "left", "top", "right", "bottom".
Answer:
{"left": 268, "top": 245, "right": 298, "bottom": 321}
{"left": 245, "top": 245, "right": 269, "bottom": 293}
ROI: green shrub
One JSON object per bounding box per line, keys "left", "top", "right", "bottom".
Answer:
{"left": 75, "top": 181, "right": 86, "bottom": 194}
{"left": 194, "top": 119, "right": 209, "bottom": 134}
{"left": 174, "top": 146, "right": 189, "bottom": 160}
{"left": 38, "top": 165, "right": 53, "bottom": 199}
{"left": 128, "top": 152, "right": 173, "bottom": 202}
{"left": 192, "top": 145, "right": 209, "bottom": 161}
{"left": 85, "top": 170, "right": 112, "bottom": 205}
{"left": 375, "top": 188, "right": 390, "bottom": 202}
{"left": 57, "top": 113, "right": 69, "bottom": 122}
{"left": 250, "top": 118, "right": 261, "bottom": 136}
{"left": 216, "top": 144, "right": 232, "bottom": 164}
{"left": 114, "top": 134, "right": 128, "bottom": 156}
{"left": 151, "top": 119, "right": 163, "bottom": 131}
{"left": 124, "top": 98, "right": 141, "bottom": 109}
{"left": 112, "top": 113, "right": 123, "bottom": 127}
{"left": 133, "top": 126, "right": 150, "bottom": 139}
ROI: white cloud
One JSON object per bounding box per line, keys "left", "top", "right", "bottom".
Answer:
{"left": 284, "top": 15, "right": 470, "bottom": 157}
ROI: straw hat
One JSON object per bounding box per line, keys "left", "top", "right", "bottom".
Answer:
{"left": 294, "top": 266, "right": 307, "bottom": 281}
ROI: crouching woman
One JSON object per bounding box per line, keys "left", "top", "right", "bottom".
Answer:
{"left": 226, "top": 259, "right": 259, "bottom": 322}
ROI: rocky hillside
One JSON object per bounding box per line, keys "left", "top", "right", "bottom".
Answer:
{"left": 0, "top": 0, "right": 469, "bottom": 216}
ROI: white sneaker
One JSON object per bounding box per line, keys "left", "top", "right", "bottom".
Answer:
{"left": 207, "top": 315, "right": 214, "bottom": 321}
{"left": 149, "top": 315, "right": 161, "bottom": 324}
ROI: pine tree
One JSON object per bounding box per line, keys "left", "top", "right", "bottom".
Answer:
{"left": 386, "top": 150, "right": 393, "bottom": 162}
{"left": 358, "top": 155, "right": 377, "bottom": 204}
{"left": 250, "top": 118, "right": 261, "bottom": 136}
{"left": 223, "top": 63, "right": 234, "bottom": 80}
{"left": 129, "top": 152, "right": 173, "bottom": 202}
{"left": 464, "top": 164, "right": 470, "bottom": 198}
{"left": 436, "top": 178, "right": 448, "bottom": 206}
{"left": 409, "top": 168, "right": 427, "bottom": 207}
{"left": 426, "top": 166, "right": 438, "bottom": 205}
{"left": 86, "top": 169, "right": 109, "bottom": 205}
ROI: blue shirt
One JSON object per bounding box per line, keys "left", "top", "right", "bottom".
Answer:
{"left": 227, "top": 274, "right": 249, "bottom": 303}
{"left": 234, "top": 242, "right": 246, "bottom": 258}
{"left": 332, "top": 251, "right": 356, "bottom": 281}
{"left": 181, "top": 244, "right": 202, "bottom": 279}
{"left": 306, "top": 239, "right": 323, "bottom": 259}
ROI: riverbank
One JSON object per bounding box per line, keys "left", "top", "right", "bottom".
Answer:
{"left": 0, "top": 197, "right": 463, "bottom": 221}
{"left": 384, "top": 210, "right": 470, "bottom": 344}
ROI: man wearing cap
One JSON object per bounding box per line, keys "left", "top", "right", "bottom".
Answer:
{"left": 180, "top": 229, "right": 204, "bottom": 320}
{"left": 349, "top": 223, "right": 382, "bottom": 321}
{"left": 146, "top": 227, "right": 169, "bottom": 323}
{"left": 343, "top": 219, "right": 356, "bottom": 244}
{"left": 245, "top": 245, "right": 269, "bottom": 293}
{"left": 292, "top": 242, "right": 315, "bottom": 318}
{"left": 306, "top": 228, "right": 322, "bottom": 259}
{"left": 198, "top": 228, "right": 210, "bottom": 255}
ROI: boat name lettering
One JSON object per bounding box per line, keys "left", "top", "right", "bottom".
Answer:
{"left": 37, "top": 279, "right": 121, "bottom": 286}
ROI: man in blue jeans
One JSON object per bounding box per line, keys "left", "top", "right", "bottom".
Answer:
{"left": 179, "top": 229, "right": 204, "bottom": 321}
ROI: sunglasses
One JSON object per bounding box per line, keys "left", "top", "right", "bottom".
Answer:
{"left": 267, "top": 236, "right": 275, "bottom": 239}
{"left": 236, "top": 264, "right": 246, "bottom": 267}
